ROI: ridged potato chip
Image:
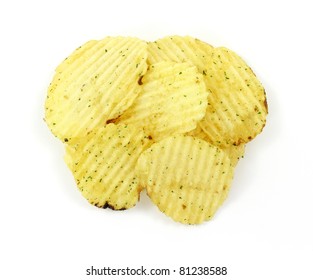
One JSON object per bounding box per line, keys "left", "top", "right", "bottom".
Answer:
{"left": 45, "top": 34, "right": 268, "bottom": 224}
{"left": 186, "top": 125, "right": 245, "bottom": 167}
{"left": 186, "top": 125, "right": 245, "bottom": 208}
{"left": 65, "top": 123, "right": 152, "bottom": 210}
{"left": 136, "top": 135, "right": 234, "bottom": 224}
{"left": 148, "top": 35, "right": 213, "bottom": 74}
{"left": 45, "top": 37, "right": 148, "bottom": 143}
{"left": 116, "top": 61, "right": 209, "bottom": 141}
{"left": 199, "top": 47, "right": 267, "bottom": 147}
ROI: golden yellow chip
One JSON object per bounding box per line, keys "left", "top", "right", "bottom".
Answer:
{"left": 45, "top": 34, "right": 268, "bottom": 224}
{"left": 45, "top": 36, "right": 148, "bottom": 143}
{"left": 65, "top": 123, "right": 152, "bottom": 210}
{"left": 186, "top": 126, "right": 244, "bottom": 208}
{"left": 186, "top": 125, "right": 245, "bottom": 167}
{"left": 148, "top": 35, "right": 213, "bottom": 74}
{"left": 199, "top": 47, "right": 267, "bottom": 147}
{"left": 136, "top": 135, "right": 234, "bottom": 224}
{"left": 116, "top": 61, "right": 209, "bottom": 141}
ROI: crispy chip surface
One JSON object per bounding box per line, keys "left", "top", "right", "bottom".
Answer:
{"left": 199, "top": 47, "right": 267, "bottom": 147}
{"left": 65, "top": 123, "right": 152, "bottom": 210}
{"left": 45, "top": 34, "right": 268, "bottom": 223}
{"left": 186, "top": 126, "right": 245, "bottom": 208}
{"left": 45, "top": 37, "right": 148, "bottom": 143}
{"left": 116, "top": 61, "right": 209, "bottom": 141}
{"left": 136, "top": 135, "right": 234, "bottom": 224}
{"left": 186, "top": 125, "right": 245, "bottom": 167}
{"left": 148, "top": 35, "right": 213, "bottom": 74}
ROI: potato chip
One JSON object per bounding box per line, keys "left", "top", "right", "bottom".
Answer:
{"left": 148, "top": 35, "right": 213, "bottom": 74}
{"left": 45, "top": 37, "right": 148, "bottom": 143}
{"left": 186, "top": 126, "right": 244, "bottom": 208}
{"left": 65, "top": 123, "right": 152, "bottom": 210}
{"left": 199, "top": 47, "right": 267, "bottom": 147}
{"left": 186, "top": 125, "right": 245, "bottom": 167}
{"left": 116, "top": 61, "right": 209, "bottom": 141}
{"left": 136, "top": 135, "right": 234, "bottom": 224}
{"left": 45, "top": 34, "right": 268, "bottom": 224}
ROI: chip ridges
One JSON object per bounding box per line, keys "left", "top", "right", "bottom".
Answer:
{"left": 148, "top": 35, "right": 214, "bottom": 73}
{"left": 186, "top": 125, "right": 245, "bottom": 167}
{"left": 65, "top": 123, "right": 152, "bottom": 210}
{"left": 136, "top": 136, "right": 234, "bottom": 224}
{"left": 45, "top": 36, "right": 148, "bottom": 142}
{"left": 117, "top": 61, "right": 209, "bottom": 141}
{"left": 45, "top": 35, "right": 268, "bottom": 224}
{"left": 199, "top": 47, "right": 267, "bottom": 147}
{"left": 186, "top": 125, "right": 245, "bottom": 208}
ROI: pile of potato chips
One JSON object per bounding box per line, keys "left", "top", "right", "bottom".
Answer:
{"left": 45, "top": 35, "right": 267, "bottom": 224}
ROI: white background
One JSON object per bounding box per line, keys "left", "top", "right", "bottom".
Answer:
{"left": 1, "top": 0, "right": 312, "bottom": 279}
